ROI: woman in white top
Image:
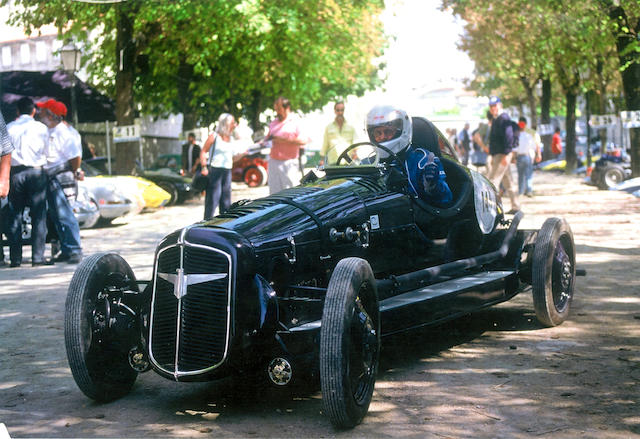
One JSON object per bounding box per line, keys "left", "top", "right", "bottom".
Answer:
{"left": 200, "top": 113, "right": 237, "bottom": 219}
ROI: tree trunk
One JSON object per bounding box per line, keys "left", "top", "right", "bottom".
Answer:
{"left": 618, "top": 48, "right": 640, "bottom": 178}
{"left": 564, "top": 91, "right": 578, "bottom": 173}
{"left": 248, "top": 90, "right": 264, "bottom": 134}
{"left": 540, "top": 78, "right": 552, "bottom": 160}
{"left": 178, "top": 56, "right": 198, "bottom": 132}
{"left": 520, "top": 76, "right": 537, "bottom": 129}
{"left": 609, "top": 5, "right": 640, "bottom": 177}
{"left": 114, "top": 4, "right": 137, "bottom": 175}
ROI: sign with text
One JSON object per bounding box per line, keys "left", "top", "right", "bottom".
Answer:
{"left": 537, "top": 124, "right": 554, "bottom": 136}
{"left": 589, "top": 114, "right": 617, "bottom": 128}
{"left": 112, "top": 124, "right": 141, "bottom": 143}
{"left": 620, "top": 111, "right": 640, "bottom": 128}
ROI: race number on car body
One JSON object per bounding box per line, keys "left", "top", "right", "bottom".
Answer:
{"left": 471, "top": 170, "right": 497, "bottom": 234}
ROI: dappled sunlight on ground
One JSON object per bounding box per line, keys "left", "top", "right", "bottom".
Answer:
{"left": 0, "top": 171, "right": 638, "bottom": 437}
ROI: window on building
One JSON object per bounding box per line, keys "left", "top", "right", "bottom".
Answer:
{"left": 1, "top": 46, "right": 11, "bottom": 67}
{"left": 20, "top": 43, "right": 31, "bottom": 64}
{"left": 36, "top": 41, "right": 47, "bottom": 63}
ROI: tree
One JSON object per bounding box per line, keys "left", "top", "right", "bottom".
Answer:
{"left": 441, "top": 0, "right": 625, "bottom": 171}
{"left": 442, "top": 0, "right": 560, "bottom": 157}
{"left": 601, "top": 0, "right": 640, "bottom": 177}
{"left": 6, "top": 0, "right": 386, "bottom": 173}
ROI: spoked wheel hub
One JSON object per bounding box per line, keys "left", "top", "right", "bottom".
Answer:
{"left": 349, "top": 296, "right": 378, "bottom": 404}
{"left": 551, "top": 240, "right": 573, "bottom": 313}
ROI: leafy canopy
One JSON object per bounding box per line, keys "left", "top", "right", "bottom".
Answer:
{"left": 6, "top": 0, "right": 387, "bottom": 129}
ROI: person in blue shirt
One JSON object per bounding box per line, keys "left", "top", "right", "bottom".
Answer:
{"left": 366, "top": 105, "right": 452, "bottom": 207}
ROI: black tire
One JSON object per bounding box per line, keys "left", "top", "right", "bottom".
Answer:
{"left": 157, "top": 181, "right": 179, "bottom": 205}
{"left": 589, "top": 168, "right": 602, "bottom": 187}
{"left": 597, "top": 164, "right": 625, "bottom": 190}
{"left": 320, "top": 257, "right": 380, "bottom": 429}
{"left": 532, "top": 218, "right": 576, "bottom": 327}
{"left": 64, "top": 253, "right": 139, "bottom": 401}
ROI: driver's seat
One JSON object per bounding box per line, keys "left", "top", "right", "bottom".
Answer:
{"left": 411, "top": 117, "right": 442, "bottom": 158}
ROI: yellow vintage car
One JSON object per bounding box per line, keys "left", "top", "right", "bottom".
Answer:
{"left": 80, "top": 163, "right": 171, "bottom": 225}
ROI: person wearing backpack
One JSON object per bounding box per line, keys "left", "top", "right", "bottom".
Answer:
{"left": 487, "top": 96, "right": 520, "bottom": 214}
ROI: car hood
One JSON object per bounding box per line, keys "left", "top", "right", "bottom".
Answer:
{"left": 199, "top": 175, "right": 385, "bottom": 247}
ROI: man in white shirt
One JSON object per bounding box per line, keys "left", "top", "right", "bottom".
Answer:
{"left": 37, "top": 99, "right": 83, "bottom": 263}
{"left": 5, "top": 97, "right": 50, "bottom": 267}
{"left": 515, "top": 116, "right": 542, "bottom": 197}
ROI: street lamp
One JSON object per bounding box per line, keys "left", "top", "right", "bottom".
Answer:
{"left": 59, "top": 40, "right": 81, "bottom": 126}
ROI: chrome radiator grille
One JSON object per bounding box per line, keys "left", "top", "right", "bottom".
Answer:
{"left": 149, "top": 242, "right": 232, "bottom": 378}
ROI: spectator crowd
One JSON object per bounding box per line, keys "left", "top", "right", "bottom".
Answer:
{"left": 0, "top": 92, "right": 551, "bottom": 268}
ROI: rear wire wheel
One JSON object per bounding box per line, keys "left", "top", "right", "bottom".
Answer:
{"left": 320, "top": 258, "right": 380, "bottom": 429}
{"left": 243, "top": 165, "right": 267, "bottom": 187}
{"left": 64, "top": 253, "right": 140, "bottom": 401}
{"left": 532, "top": 218, "right": 576, "bottom": 327}
{"left": 602, "top": 165, "right": 625, "bottom": 189}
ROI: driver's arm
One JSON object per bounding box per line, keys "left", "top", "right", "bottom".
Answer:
{"left": 422, "top": 155, "right": 453, "bottom": 207}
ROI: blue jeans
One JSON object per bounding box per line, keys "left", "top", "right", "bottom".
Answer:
{"left": 516, "top": 154, "right": 533, "bottom": 195}
{"left": 5, "top": 166, "right": 48, "bottom": 263}
{"left": 47, "top": 176, "right": 82, "bottom": 256}
{"left": 204, "top": 167, "right": 231, "bottom": 219}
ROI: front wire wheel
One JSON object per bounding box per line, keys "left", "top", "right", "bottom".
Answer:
{"left": 320, "top": 258, "right": 380, "bottom": 429}
{"left": 532, "top": 218, "right": 576, "bottom": 327}
{"left": 64, "top": 253, "right": 140, "bottom": 401}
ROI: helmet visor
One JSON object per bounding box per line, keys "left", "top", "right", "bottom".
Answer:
{"left": 368, "top": 118, "right": 403, "bottom": 144}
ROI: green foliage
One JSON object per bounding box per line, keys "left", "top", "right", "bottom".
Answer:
{"left": 441, "top": 0, "right": 622, "bottom": 103}
{"left": 6, "top": 0, "right": 386, "bottom": 130}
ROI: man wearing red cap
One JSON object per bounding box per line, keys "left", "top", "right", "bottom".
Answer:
{"left": 37, "top": 99, "right": 83, "bottom": 263}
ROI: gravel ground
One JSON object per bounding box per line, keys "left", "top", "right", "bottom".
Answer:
{"left": 0, "top": 173, "right": 639, "bottom": 438}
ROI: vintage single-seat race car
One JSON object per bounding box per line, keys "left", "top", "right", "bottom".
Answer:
{"left": 64, "top": 116, "right": 579, "bottom": 429}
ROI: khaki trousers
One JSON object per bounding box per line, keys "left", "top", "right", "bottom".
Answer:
{"left": 488, "top": 152, "right": 520, "bottom": 211}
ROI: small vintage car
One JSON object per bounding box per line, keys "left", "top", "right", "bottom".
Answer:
{"left": 64, "top": 117, "right": 579, "bottom": 429}
{"left": 231, "top": 145, "right": 269, "bottom": 187}
{"left": 589, "top": 152, "right": 632, "bottom": 190}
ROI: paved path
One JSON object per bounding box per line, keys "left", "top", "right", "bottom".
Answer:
{"left": 1, "top": 175, "right": 639, "bottom": 438}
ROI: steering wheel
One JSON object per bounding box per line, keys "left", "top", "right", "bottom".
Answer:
{"left": 335, "top": 142, "right": 397, "bottom": 166}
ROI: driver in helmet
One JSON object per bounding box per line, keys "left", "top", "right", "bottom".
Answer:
{"left": 366, "top": 105, "right": 452, "bottom": 207}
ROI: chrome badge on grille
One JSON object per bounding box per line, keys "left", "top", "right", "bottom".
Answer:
{"left": 158, "top": 268, "right": 228, "bottom": 299}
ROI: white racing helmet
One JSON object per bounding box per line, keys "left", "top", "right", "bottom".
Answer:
{"left": 366, "top": 105, "right": 412, "bottom": 156}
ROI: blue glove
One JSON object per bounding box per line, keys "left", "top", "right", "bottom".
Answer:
{"left": 422, "top": 160, "right": 439, "bottom": 185}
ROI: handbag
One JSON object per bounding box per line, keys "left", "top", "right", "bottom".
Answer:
{"left": 190, "top": 134, "right": 216, "bottom": 192}
{"left": 191, "top": 165, "right": 208, "bottom": 192}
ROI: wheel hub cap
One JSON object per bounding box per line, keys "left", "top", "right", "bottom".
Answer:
{"left": 267, "top": 357, "right": 292, "bottom": 386}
